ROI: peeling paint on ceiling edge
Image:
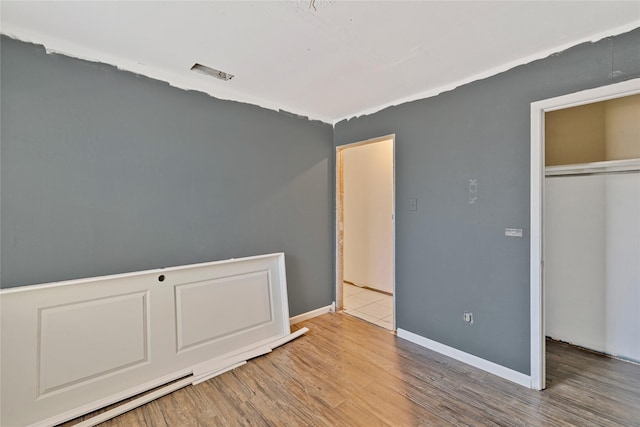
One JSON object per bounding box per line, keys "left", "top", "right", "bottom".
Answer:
{"left": 2, "top": 20, "right": 639, "bottom": 126}
{"left": 339, "top": 20, "right": 640, "bottom": 124}
{"left": 0, "top": 27, "right": 335, "bottom": 126}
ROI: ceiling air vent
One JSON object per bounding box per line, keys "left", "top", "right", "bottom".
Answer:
{"left": 190, "top": 63, "right": 234, "bottom": 81}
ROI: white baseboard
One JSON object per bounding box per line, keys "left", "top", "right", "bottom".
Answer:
{"left": 289, "top": 304, "right": 333, "bottom": 325}
{"left": 397, "top": 328, "right": 532, "bottom": 388}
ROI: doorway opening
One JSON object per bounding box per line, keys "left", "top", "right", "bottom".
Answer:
{"left": 336, "top": 135, "right": 395, "bottom": 330}
{"left": 530, "top": 78, "right": 640, "bottom": 390}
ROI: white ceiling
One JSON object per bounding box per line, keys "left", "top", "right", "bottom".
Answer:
{"left": 1, "top": 1, "right": 639, "bottom": 124}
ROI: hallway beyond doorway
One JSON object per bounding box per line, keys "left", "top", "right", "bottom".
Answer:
{"left": 343, "top": 282, "right": 393, "bottom": 330}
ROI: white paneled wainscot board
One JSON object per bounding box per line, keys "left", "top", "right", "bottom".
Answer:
{"left": 1, "top": 253, "right": 307, "bottom": 427}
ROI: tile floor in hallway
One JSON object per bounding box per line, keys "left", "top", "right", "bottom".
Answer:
{"left": 342, "top": 282, "right": 393, "bottom": 330}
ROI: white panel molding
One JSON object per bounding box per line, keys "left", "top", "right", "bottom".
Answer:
{"left": 397, "top": 329, "right": 531, "bottom": 388}
{"left": 289, "top": 304, "right": 334, "bottom": 325}
{"left": 530, "top": 78, "right": 640, "bottom": 391}
{"left": 38, "top": 291, "right": 150, "bottom": 397}
{"left": 174, "top": 270, "right": 272, "bottom": 352}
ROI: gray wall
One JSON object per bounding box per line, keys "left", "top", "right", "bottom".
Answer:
{"left": 334, "top": 28, "right": 640, "bottom": 374}
{"left": 3, "top": 28, "right": 639, "bottom": 375}
{"left": 0, "top": 36, "right": 334, "bottom": 317}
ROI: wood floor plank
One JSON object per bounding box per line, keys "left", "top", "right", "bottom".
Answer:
{"left": 332, "top": 399, "right": 391, "bottom": 427}
{"left": 60, "top": 313, "right": 640, "bottom": 427}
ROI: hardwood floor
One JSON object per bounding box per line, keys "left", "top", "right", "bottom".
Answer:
{"left": 61, "top": 313, "right": 640, "bottom": 426}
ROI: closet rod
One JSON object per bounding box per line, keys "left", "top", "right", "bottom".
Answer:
{"left": 545, "top": 169, "right": 640, "bottom": 178}
{"left": 545, "top": 159, "right": 640, "bottom": 177}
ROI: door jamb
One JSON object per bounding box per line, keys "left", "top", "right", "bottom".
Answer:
{"left": 336, "top": 134, "right": 396, "bottom": 329}
{"left": 529, "top": 78, "right": 640, "bottom": 390}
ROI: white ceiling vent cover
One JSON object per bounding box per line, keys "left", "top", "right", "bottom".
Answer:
{"left": 190, "top": 63, "right": 234, "bottom": 81}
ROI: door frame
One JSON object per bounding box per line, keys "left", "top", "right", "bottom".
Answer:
{"left": 336, "top": 134, "right": 396, "bottom": 328}
{"left": 529, "top": 78, "right": 640, "bottom": 390}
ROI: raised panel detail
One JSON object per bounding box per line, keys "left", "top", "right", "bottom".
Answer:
{"left": 175, "top": 270, "right": 272, "bottom": 352}
{"left": 38, "top": 291, "right": 149, "bottom": 396}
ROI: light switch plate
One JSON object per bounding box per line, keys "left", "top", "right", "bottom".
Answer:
{"left": 505, "top": 228, "right": 523, "bottom": 237}
{"left": 409, "top": 198, "right": 417, "bottom": 211}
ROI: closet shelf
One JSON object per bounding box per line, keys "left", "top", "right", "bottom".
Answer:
{"left": 545, "top": 158, "right": 640, "bottom": 176}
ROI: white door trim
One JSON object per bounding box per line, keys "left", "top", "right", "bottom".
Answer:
{"left": 529, "top": 78, "right": 640, "bottom": 390}
{"left": 336, "top": 134, "right": 396, "bottom": 328}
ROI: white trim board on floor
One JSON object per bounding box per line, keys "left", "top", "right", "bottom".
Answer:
{"left": 397, "top": 329, "right": 531, "bottom": 388}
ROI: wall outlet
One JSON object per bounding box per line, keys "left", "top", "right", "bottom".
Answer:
{"left": 463, "top": 311, "right": 474, "bottom": 324}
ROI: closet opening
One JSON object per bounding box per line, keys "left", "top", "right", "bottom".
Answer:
{"left": 530, "top": 79, "right": 640, "bottom": 390}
